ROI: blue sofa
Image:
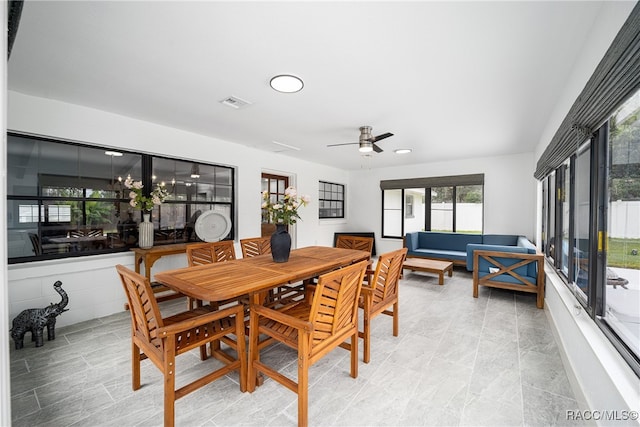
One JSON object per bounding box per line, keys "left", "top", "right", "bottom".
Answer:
{"left": 404, "top": 232, "right": 533, "bottom": 266}
{"left": 404, "top": 231, "right": 545, "bottom": 308}
{"left": 404, "top": 232, "right": 482, "bottom": 266}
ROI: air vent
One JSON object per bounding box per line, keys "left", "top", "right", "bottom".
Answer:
{"left": 220, "top": 96, "right": 251, "bottom": 109}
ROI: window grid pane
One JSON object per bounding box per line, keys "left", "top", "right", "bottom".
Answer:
{"left": 319, "top": 181, "right": 345, "bottom": 219}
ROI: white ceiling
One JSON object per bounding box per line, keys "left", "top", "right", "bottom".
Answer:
{"left": 7, "top": 1, "right": 617, "bottom": 170}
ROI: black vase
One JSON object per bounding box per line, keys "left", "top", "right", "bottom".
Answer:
{"left": 270, "top": 224, "right": 291, "bottom": 263}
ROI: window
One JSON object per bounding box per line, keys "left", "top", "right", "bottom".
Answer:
{"left": 405, "top": 195, "right": 414, "bottom": 218}
{"left": 559, "top": 161, "right": 571, "bottom": 277}
{"left": 318, "top": 181, "right": 345, "bottom": 219}
{"left": 539, "top": 88, "right": 640, "bottom": 375}
{"left": 605, "top": 94, "right": 640, "bottom": 363}
{"left": 574, "top": 142, "right": 592, "bottom": 305}
{"left": 382, "top": 189, "right": 402, "bottom": 237}
{"left": 261, "top": 173, "right": 289, "bottom": 235}
{"left": 380, "top": 174, "right": 484, "bottom": 238}
{"left": 7, "top": 133, "right": 235, "bottom": 263}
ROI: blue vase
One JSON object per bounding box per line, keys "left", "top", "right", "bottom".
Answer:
{"left": 270, "top": 224, "right": 291, "bottom": 262}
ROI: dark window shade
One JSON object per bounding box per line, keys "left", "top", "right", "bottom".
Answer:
{"left": 380, "top": 173, "right": 484, "bottom": 190}
{"left": 535, "top": 3, "right": 640, "bottom": 179}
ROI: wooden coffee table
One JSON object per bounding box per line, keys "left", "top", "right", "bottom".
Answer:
{"left": 403, "top": 257, "right": 454, "bottom": 285}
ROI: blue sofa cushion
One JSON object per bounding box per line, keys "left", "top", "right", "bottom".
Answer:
{"left": 477, "top": 271, "right": 538, "bottom": 286}
{"left": 417, "top": 232, "right": 482, "bottom": 252}
{"left": 411, "top": 248, "right": 467, "bottom": 262}
{"left": 482, "top": 234, "right": 518, "bottom": 246}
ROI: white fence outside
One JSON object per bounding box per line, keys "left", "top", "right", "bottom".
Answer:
{"left": 609, "top": 200, "right": 640, "bottom": 239}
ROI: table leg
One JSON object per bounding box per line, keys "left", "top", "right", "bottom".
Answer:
{"left": 438, "top": 272, "right": 444, "bottom": 286}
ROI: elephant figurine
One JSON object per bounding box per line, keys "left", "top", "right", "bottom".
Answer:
{"left": 10, "top": 281, "right": 69, "bottom": 349}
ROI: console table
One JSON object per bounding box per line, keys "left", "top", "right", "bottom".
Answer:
{"left": 130, "top": 243, "right": 190, "bottom": 303}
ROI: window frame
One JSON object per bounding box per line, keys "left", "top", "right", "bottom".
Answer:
{"left": 540, "top": 117, "right": 640, "bottom": 377}
{"left": 380, "top": 174, "right": 484, "bottom": 238}
{"left": 318, "top": 180, "right": 345, "bottom": 219}
{"left": 7, "top": 132, "right": 236, "bottom": 263}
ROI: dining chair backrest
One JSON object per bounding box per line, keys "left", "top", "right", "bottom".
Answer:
{"left": 240, "top": 237, "right": 271, "bottom": 258}
{"left": 335, "top": 235, "right": 374, "bottom": 255}
{"left": 28, "top": 233, "right": 42, "bottom": 255}
{"left": 369, "top": 247, "right": 407, "bottom": 310}
{"left": 86, "top": 229, "right": 103, "bottom": 237}
{"left": 69, "top": 228, "right": 103, "bottom": 238}
{"left": 116, "top": 264, "right": 164, "bottom": 359}
{"left": 310, "top": 259, "right": 367, "bottom": 346}
{"left": 186, "top": 240, "right": 236, "bottom": 266}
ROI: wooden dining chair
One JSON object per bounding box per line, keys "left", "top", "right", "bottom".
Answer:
{"left": 186, "top": 240, "right": 236, "bottom": 266}
{"left": 303, "top": 234, "right": 375, "bottom": 301}
{"left": 240, "top": 236, "right": 306, "bottom": 305}
{"left": 239, "top": 236, "right": 271, "bottom": 258}
{"left": 248, "top": 260, "right": 368, "bottom": 427}
{"left": 186, "top": 240, "right": 239, "bottom": 308}
{"left": 335, "top": 234, "right": 374, "bottom": 254}
{"left": 115, "top": 264, "right": 246, "bottom": 427}
{"left": 354, "top": 247, "right": 407, "bottom": 363}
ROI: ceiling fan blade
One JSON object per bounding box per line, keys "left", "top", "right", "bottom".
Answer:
{"left": 371, "top": 132, "right": 393, "bottom": 142}
{"left": 327, "top": 142, "right": 358, "bottom": 147}
{"left": 372, "top": 143, "right": 383, "bottom": 153}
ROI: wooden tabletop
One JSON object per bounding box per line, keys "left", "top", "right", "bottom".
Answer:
{"left": 154, "top": 246, "right": 370, "bottom": 302}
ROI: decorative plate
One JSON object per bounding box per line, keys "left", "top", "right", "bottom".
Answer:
{"left": 194, "top": 211, "right": 232, "bottom": 242}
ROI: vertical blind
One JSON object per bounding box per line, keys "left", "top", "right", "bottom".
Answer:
{"left": 534, "top": 2, "right": 640, "bottom": 179}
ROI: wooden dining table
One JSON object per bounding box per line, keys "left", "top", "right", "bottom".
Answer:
{"left": 154, "top": 245, "right": 370, "bottom": 391}
{"left": 154, "top": 245, "right": 370, "bottom": 305}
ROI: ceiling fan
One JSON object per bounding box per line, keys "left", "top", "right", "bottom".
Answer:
{"left": 327, "top": 126, "right": 394, "bottom": 153}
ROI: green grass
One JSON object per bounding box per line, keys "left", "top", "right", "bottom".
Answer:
{"left": 607, "top": 237, "right": 640, "bottom": 269}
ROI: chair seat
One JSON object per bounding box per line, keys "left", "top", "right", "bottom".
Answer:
{"left": 257, "top": 300, "right": 311, "bottom": 346}
{"left": 163, "top": 306, "right": 239, "bottom": 354}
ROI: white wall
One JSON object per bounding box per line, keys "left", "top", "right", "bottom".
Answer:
{"left": 350, "top": 152, "right": 537, "bottom": 255}
{"left": 7, "top": 91, "right": 350, "bottom": 327}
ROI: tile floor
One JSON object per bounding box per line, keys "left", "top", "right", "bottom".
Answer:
{"left": 9, "top": 268, "right": 581, "bottom": 426}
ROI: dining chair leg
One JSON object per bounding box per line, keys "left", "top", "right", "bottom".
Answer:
{"left": 247, "top": 309, "right": 259, "bottom": 393}
{"left": 393, "top": 301, "right": 399, "bottom": 337}
{"left": 363, "top": 309, "right": 371, "bottom": 364}
{"left": 236, "top": 326, "right": 248, "bottom": 393}
{"left": 132, "top": 342, "right": 141, "bottom": 390}
{"left": 298, "top": 334, "right": 310, "bottom": 427}
{"left": 350, "top": 330, "right": 358, "bottom": 378}
{"left": 199, "top": 343, "right": 208, "bottom": 361}
{"left": 164, "top": 345, "right": 177, "bottom": 427}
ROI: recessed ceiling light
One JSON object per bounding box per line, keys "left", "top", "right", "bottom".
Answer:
{"left": 394, "top": 148, "right": 412, "bottom": 154}
{"left": 270, "top": 74, "right": 304, "bottom": 93}
{"left": 104, "top": 150, "right": 123, "bottom": 156}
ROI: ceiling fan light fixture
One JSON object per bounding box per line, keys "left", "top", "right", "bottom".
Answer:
{"left": 270, "top": 74, "right": 304, "bottom": 93}
{"left": 359, "top": 144, "right": 373, "bottom": 153}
